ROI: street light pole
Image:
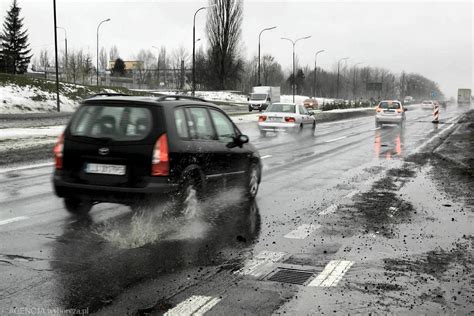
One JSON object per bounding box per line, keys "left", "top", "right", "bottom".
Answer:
{"left": 281, "top": 36, "right": 311, "bottom": 103}
{"left": 192, "top": 5, "right": 216, "bottom": 96}
{"left": 96, "top": 18, "right": 111, "bottom": 86}
{"left": 52, "top": 0, "right": 60, "bottom": 112}
{"left": 336, "top": 57, "right": 349, "bottom": 98}
{"left": 57, "top": 27, "right": 67, "bottom": 83}
{"left": 257, "top": 26, "right": 276, "bottom": 86}
{"left": 313, "top": 49, "right": 324, "bottom": 98}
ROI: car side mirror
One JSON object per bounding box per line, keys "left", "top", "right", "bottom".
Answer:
{"left": 247, "top": 97, "right": 250, "bottom": 101}
{"left": 404, "top": 108, "right": 408, "bottom": 111}
{"left": 227, "top": 134, "right": 249, "bottom": 148}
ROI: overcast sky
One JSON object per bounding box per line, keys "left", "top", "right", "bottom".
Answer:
{"left": 1, "top": 0, "right": 472, "bottom": 97}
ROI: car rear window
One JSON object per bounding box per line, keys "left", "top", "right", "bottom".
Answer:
{"left": 379, "top": 101, "right": 401, "bottom": 109}
{"left": 266, "top": 104, "right": 296, "bottom": 113}
{"left": 70, "top": 105, "right": 152, "bottom": 141}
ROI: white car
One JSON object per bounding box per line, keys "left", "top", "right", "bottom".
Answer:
{"left": 421, "top": 100, "right": 435, "bottom": 109}
{"left": 257, "top": 103, "right": 316, "bottom": 137}
{"left": 375, "top": 100, "right": 406, "bottom": 127}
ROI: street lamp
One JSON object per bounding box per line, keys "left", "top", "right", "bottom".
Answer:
{"left": 96, "top": 18, "right": 111, "bottom": 86}
{"left": 258, "top": 26, "right": 276, "bottom": 86}
{"left": 336, "top": 57, "right": 349, "bottom": 98}
{"left": 52, "top": 0, "right": 60, "bottom": 112}
{"left": 352, "top": 62, "right": 363, "bottom": 100}
{"left": 192, "top": 5, "right": 216, "bottom": 96}
{"left": 313, "top": 49, "right": 324, "bottom": 98}
{"left": 281, "top": 36, "right": 311, "bottom": 103}
{"left": 57, "top": 26, "right": 67, "bottom": 82}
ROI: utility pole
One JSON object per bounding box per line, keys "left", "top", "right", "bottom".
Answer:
{"left": 57, "top": 27, "right": 67, "bottom": 82}
{"left": 96, "top": 18, "right": 111, "bottom": 86}
{"left": 313, "top": 50, "right": 324, "bottom": 98}
{"left": 281, "top": 36, "right": 311, "bottom": 103}
{"left": 257, "top": 26, "right": 276, "bottom": 86}
{"left": 53, "top": 0, "right": 60, "bottom": 112}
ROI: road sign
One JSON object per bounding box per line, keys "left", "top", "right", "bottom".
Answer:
{"left": 431, "top": 91, "right": 437, "bottom": 98}
{"left": 367, "top": 82, "right": 382, "bottom": 91}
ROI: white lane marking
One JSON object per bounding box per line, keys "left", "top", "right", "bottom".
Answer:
{"left": 318, "top": 204, "right": 339, "bottom": 215}
{"left": 308, "top": 260, "right": 354, "bottom": 287}
{"left": 164, "top": 295, "right": 221, "bottom": 316}
{"left": 324, "top": 136, "right": 347, "bottom": 143}
{"left": 261, "top": 155, "right": 272, "bottom": 159}
{"left": 235, "top": 251, "right": 286, "bottom": 277}
{"left": 0, "top": 216, "right": 29, "bottom": 226}
{"left": 413, "top": 115, "right": 460, "bottom": 153}
{"left": 0, "top": 162, "right": 54, "bottom": 175}
{"left": 344, "top": 190, "right": 359, "bottom": 199}
{"left": 284, "top": 223, "right": 321, "bottom": 239}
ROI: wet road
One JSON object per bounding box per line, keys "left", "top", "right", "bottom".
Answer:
{"left": 0, "top": 104, "right": 472, "bottom": 315}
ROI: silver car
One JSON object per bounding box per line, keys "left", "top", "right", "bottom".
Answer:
{"left": 257, "top": 103, "right": 316, "bottom": 137}
{"left": 375, "top": 100, "right": 407, "bottom": 127}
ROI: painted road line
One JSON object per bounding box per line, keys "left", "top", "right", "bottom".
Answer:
{"left": 413, "top": 115, "right": 460, "bottom": 153}
{"left": 284, "top": 223, "right": 321, "bottom": 239}
{"left": 308, "top": 260, "right": 354, "bottom": 287}
{"left": 261, "top": 155, "right": 272, "bottom": 159}
{"left": 344, "top": 190, "right": 359, "bottom": 199}
{"left": 0, "top": 162, "right": 54, "bottom": 175}
{"left": 235, "top": 251, "right": 286, "bottom": 277}
{"left": 324, "top": 136, "right": 347, "bottom": 143}
{"left": 164, "top": 295, "right": 221, "bottom": 316}
{"left": 0, "top": 216, "right": 29, "bottom": 226}
{"left": 318, "top": 204, "right": 339, "bottom": 215}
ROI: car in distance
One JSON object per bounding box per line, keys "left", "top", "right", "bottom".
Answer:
{"left": 257, "top": 103, "right": 316, "bottom": 137}
{"left": 421, "top": 100, "right": 435, "bottom": 109}
{"left": 375, "top": 100, "right": 407, "bottom": 127}
{"left": 53, "top": 94, "right": 262, "bottom": 215}
{"left": 403, "top": 96, "right": 414, "bottom": 105}
{"left": 303, "top": 98, "right": 318, "bottom": 109}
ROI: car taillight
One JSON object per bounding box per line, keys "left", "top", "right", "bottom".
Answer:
{"left": 258, "top": 115, "right": 267, "bottom": 122}
{"left": 152, "top": 133, "right": 169, "bottom": 176}
{"left": 376, "top": 107, "right": 382, "bottom": 113}
{"left": 53, "top": 133, "right": 64, "bottom": 169}
{"left": 285, "top": 117, "right": 296, "bottom": 122}
{"left": 396, "top": 108, "right": 403, "bottom": 113}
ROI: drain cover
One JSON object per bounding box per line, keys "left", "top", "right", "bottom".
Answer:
{"left": 267, "top": 268, "right": 314, "bottom": 285}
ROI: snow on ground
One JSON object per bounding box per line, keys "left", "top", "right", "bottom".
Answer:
{"left": 0, "top": 83, "right": 78, "bottom": 113}
{"left": 195, "top": 91, "right": 248, "bottom": 103}
{"left": 0, "top": 125, "right": 65, "bottom": 140}
{"left": 280, "top": 95, "right": 335, "bottom": 105}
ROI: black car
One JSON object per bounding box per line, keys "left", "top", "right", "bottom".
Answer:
{"left": 53, "top": 95, "right": 262, "bottom": 215}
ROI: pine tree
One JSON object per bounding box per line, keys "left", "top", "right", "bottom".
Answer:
{"left": 112, "top": 58, "right": 125, "bottom": 76}
{"left": 0, "top": 0, "right": 32, "bottom": 74}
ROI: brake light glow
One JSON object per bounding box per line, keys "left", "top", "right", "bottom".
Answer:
{"left": 396, "top": 108, "right": 403, "bottom": 113}
{"left": 54, "top": 133, "right": 64, "bottom": 169}
{"left": 152, "top": 133, "right": 169, "bottom": 176}
{"left": 376, "top": 107, "right": 382, "bottom": 113}
{"left": 258, "top": 115, "right": 267, "bottom": 122}
{"left": 285, "top": 117, "right": 296, "bottom": 122}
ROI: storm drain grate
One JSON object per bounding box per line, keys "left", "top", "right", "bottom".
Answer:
{"left": 267, "top": 268, "right": 314, "bottom": 285}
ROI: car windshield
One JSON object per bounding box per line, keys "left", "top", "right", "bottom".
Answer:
{"left": 250, "top": 93, "right": 267, "bottom": 101}
{"left": 379, "top": 101, "right": 401, "bottom": 109}
{"left": 69, "top": 105, "right": 152, "bottom": 141}
{"left": 266, "top": 104, "right": 296, "bottom": 113}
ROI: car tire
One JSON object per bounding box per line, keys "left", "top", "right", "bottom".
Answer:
{"left": 64, "top": 198, "right": 93, "bottom": 215}
{"left": 375, "top": 121, "right": 381, "bottom": 128}
{"left": 298, "top": 124, "right": 304, "bottom": 134}
{"left": 260, "top": 130, "right": 266, "bottom": 137}
{"left": 249, "top": 108, "right": 253, "bottom": 112}
{"left": 246, "top": 164, "right": 260, "bottom": 200}
{"left": 312, "top": 121, "right": 316, "bottom": 131}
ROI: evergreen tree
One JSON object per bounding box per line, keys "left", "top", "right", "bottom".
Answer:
{"left": 112, "top": 58, "right": 125, "bottom": 76}
{"left": 0, "top": 0, "right": 32, "bottom": 74}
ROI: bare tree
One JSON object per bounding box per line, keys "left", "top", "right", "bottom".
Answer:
{"left": 109, "top": 45, "right": 119, "bottom": 62}
{"left": 171, "top": 46, "right": 189, "bottom": 88}
{"left": 206, "top": 0, "right": 244, "bottom": 89}
{"left": 99, "top": 47, "right": 108, "bottom": 71}
{"left": 39, "top": 48, "right": 50, "bottom": 78}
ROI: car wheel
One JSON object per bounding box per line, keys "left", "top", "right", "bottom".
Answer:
{"left": 246, "top": 164, "right": 260, "bottom": 200}
{"left": 177, "top": 176, "right": 201, "bottom": 218}
{"left": 375, "top": 121, "right": 381, "bottom": 128}
{"left": 312, "top": 121, "right": 316, "bottom": 131}
{"left": 64, "top": 198, "right": 93, "bottom": 215}
{"left": 249, "top": 108, "right": 252, "bottom": 112}
{"left": 260, "top": 130, "right": 266, "bottom": 137}
{"left": 298, "top": 124, "right": 304, "bottom": 134}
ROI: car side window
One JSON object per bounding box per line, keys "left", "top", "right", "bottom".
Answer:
{"left": 298, "top": 105, "right": 307, "bottom": 115}
{"left": 174, "top": 108, "right": 189, "bottom": 138}
{"left": 187, "top": 107, "right": 215, "bottom": 140}
{"left": 209, "top": 109, "right": 236, "bottom": 143}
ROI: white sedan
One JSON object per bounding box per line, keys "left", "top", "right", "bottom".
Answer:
{"left": 257, "top": 103, "right": 316, "bottom": 137}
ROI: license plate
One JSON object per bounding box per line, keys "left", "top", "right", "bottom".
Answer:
{"left": 85, "top": 163, "right": 126, "bottom": 175}
{"left": 268, "top": 117, "right": 280, "bottom": 121}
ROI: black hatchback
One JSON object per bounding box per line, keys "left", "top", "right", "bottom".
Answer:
{"left": 53, "top": 95, "right": 262, "bottom": 215}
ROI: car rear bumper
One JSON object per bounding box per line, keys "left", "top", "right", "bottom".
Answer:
{"left": 258, "top": 122, "right": 299, "bottom": 132}
{"left": 375, "top": 114, "right": 404, "bottom": 123}
{"left": 53, "top": 172, "right": 179, "bottom": 203}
